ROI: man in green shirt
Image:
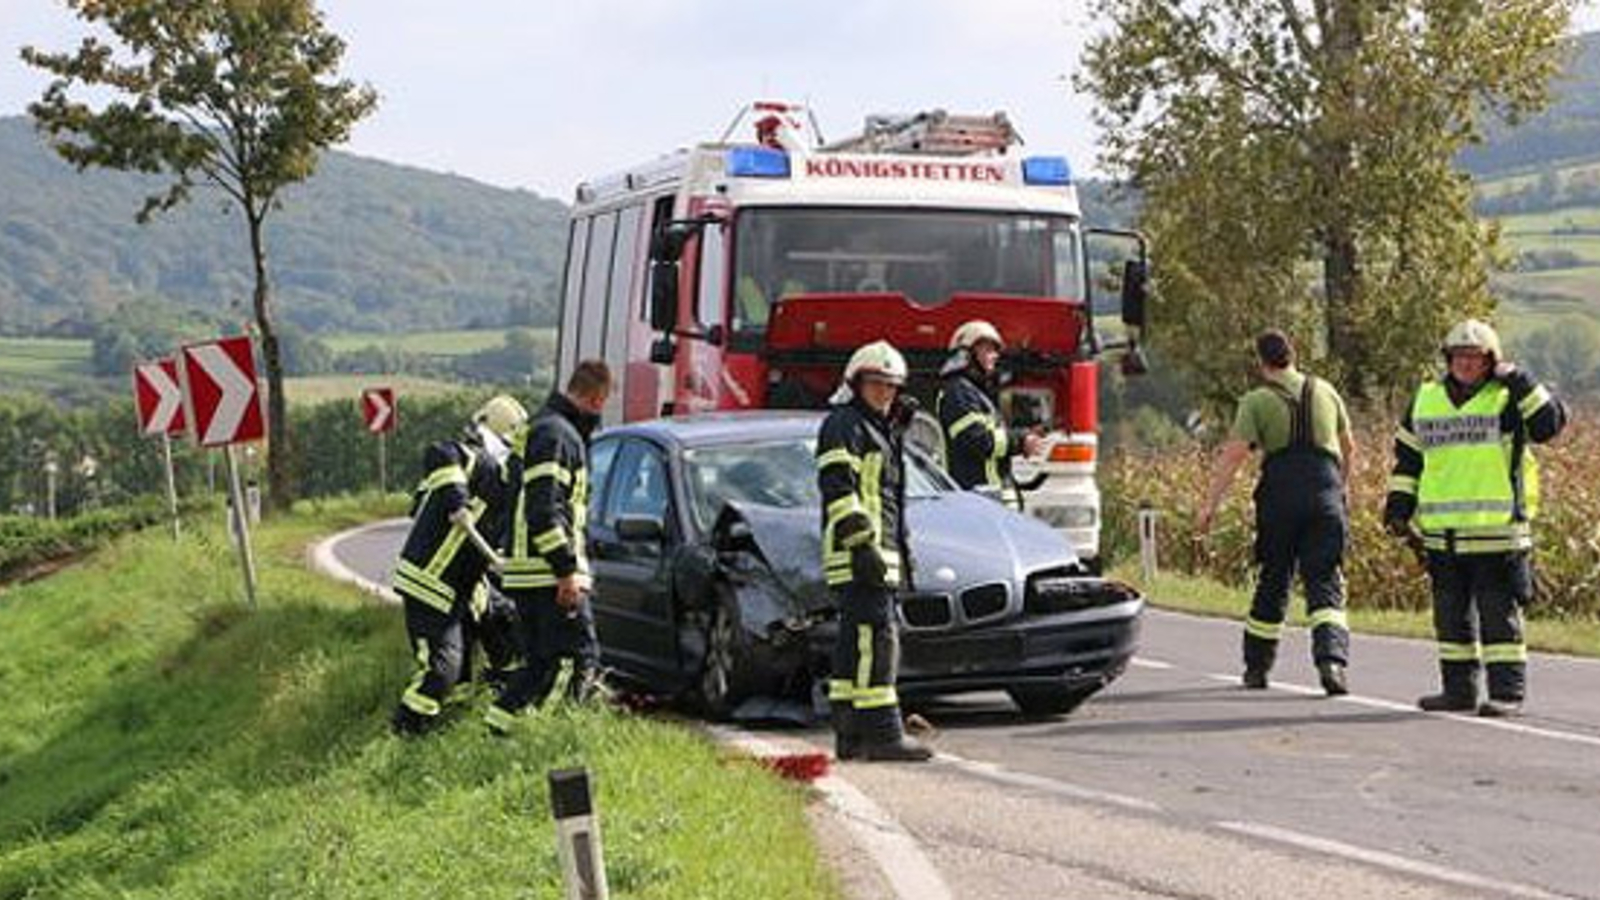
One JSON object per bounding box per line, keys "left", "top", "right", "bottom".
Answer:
{"left": 1197, "top": 330, "right": 1356, "bottom": 695}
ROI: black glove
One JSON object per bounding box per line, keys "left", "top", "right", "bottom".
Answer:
{"left": 1383, "top": 516, "right": 1410, "bottom": 539}
{"left": 890, "top": 394, "right": 921, "bottom": 429}
{"left": 852, "top": 544, "right": 888, "bottom": 587}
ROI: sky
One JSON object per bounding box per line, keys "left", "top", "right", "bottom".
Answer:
{"left": 3, "top": 0, "right": 1598, "bottom": 202}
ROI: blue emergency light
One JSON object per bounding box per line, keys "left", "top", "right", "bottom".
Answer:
{"left": 1022, "top": 156, "right": 1073, "bottom": 186}
{"left": 726, "top": 147, "right": 791, "bottom": 178}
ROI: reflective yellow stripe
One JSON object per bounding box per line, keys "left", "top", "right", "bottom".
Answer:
{"left": 394, "top": 560, "right": 456, "bottom": 612}
{"left": 1438, "top": 641, "right": 1482, "bottom": 662}
{"left": 856, "top": 625, "right": 873, "bottom": 694}
{"left": 1387, "top": 474, "right": 1418, "bottom": 495}
{"left": 1308, "top": 607, "right": 1348, "bottom": 631}
{"left": 1395, "top": 427, "right": 1423, "bottom": 453}
{"left": 401, "top": 638, "right": 440, "bottom": 716}
{"left": 485, "top": 704, "right": 518, "bottom": 733}
{"left": 1518, "top": 385, "right": 1551, "bottom": 419}
{"left": 1244, "top": 615, "right": 1283, "bottom": 641}
{"left": 416, "top": 464, "right": 468, "bottom": 493}
{"left": 818, "top": 448, "right": 860, "bottom": 471}
{"left": 854, "top": 685, "right": 899, "bottom": 709}
{"left": 1482, "top": 642, "right": 1527, "bottom": 664}
{"left": 828, "top": 678, "right": 855, "bottom": 702}
{"left": 949, "top": 411, "right": 987, "bottom": 439}
{"left": 524, "top": 461, "right": 572, "bottom": 485}
{"left": 533, "top": 526, "right": 569, "bottom": 554}
{"left": 1420, "top": 524, "right": 1533, "bottom": 554}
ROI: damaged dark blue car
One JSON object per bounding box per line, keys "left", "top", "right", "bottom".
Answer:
{"left": 583, "top": 412, "right": 1142, "bottom": 720}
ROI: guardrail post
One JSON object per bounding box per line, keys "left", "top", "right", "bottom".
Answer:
{"left": 1137, "top": 506, "right": 1160, "bottom": 582}
{"left": 550, "top": 767, "right": 609, "bottom": 900}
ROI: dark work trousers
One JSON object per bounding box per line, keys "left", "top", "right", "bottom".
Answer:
{"left": 1244, "top": 450, "right": 1350, "bottom": 673}
{"left": 490, "top": 587, "right": 600, "bottom": 716}
{"left": 394, "top": 591, "right": 472, "bottom": 732}
{"left": 831, "top": 583, "right": 906, "bottom": 745}
{"left": 464, "top": 585, "right": 522, "bottom": 684}
{"left": 1426, "top": 550, "right": 1531, "bottom": 702}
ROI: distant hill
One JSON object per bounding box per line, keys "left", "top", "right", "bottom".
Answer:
{"left": 0, "top": 116, "right": 569, "bottom": 336}
{"left": 1459, "top": 31, "right": 1600, "bottom": 177}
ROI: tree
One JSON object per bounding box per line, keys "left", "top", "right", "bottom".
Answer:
{"left": 1078, "top": 0, "right": 1574, "bottom": 406}
{"left": 23, "top": 0, "right": 377, "bottom": 512}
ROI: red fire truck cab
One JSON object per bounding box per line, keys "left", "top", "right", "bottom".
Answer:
{"left": 554, "top": 102, "right": 1149, "bottom": 566}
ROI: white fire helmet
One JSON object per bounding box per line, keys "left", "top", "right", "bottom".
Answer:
{"left": 949, "top": 319, "right": 1004, "bottom": 351}
{"left": 1442, "top": 319, "right": 1502, "bottom": 360}
{"left": 843, "top": 340, "right": 909, "bottom": 386}
{"left": 474, "top": 394, "right": 529, "bottom": 441}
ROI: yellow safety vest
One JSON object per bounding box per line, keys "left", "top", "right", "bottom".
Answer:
{"left": 1413, "top": 381, "right": 1539, "bottom": 554}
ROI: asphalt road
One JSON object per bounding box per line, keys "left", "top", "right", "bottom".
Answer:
{"left": 331, "top": 523, "right": 1600, "bottom": 899}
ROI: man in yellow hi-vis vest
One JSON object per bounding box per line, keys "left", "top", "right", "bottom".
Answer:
{"left": 1384, "top": 320, "right": 1566, "bottom": 717}
{"left": 486, "top": 360, "right": 611, "bottom": 734}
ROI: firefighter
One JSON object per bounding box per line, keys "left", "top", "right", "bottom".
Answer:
{"left": 1196, "top": 330, "right": 1355, "bottom": 695}
{"left": 486, "top": 360, "right": 612, "bottom": 734}
{"left": 937, "top": 320, "right": 1042, "bottom": 506}
{"left": 1384, "top": 319, "right": 1566, "bottom": 717}
{"left": 818, "top": 340, "right": 932, "bottom": 762}
{"left": 390, "top": 394, "right": 529, "bottom": 735}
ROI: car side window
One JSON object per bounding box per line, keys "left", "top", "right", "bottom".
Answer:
{"left": 604, "top": 441, "right": 672, "bottom": 531}
{"left": 587, "top": 438, "right": 620, "bottom": 525}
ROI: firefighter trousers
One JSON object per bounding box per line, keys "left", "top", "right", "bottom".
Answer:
{"left": 1427, "top": 550, "right": 1530, "bottom": 702}
{"left": 1244, "top": 452, "right": 1350, "bottom": 673}
{"left": 828, "top": 584, "right": 907, "bottom": 745}
{"left": 394, "top": 589, "right": 473, "bottom": 733}
{"left": 487, "top": 586, "right": 600, "bottom": 726}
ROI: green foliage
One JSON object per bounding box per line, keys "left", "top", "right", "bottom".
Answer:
{"left": 1078, "top": 0, "right": 1576, "bottom": 406}
{"left": 0, "top": 505, "right": 834, "bottom": 899}
{"left": 0, "top": 499, "right": 189, "bottom": 581}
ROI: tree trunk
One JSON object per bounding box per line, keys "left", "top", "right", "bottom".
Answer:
{"left": 1318, "top": 0, "right": 1368, "bottom": 399}
{"left": 247, "top": 207, "right": 292, "bottom": 514}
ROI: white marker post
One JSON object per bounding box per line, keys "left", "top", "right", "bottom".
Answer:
{"left": 378, "top": 429, "right": 388, "bottom": 496}
{"left": 162, "top": 433, "right": 180, "bottom": 540}
{"left": 549, "top": 768, "right": 609, "bottom": 900}
{"left": 224, "top": 445, "right": 258, "bottom": 608}
{"left": 1138, "top": 507, "right": 1160, "bottom": 582}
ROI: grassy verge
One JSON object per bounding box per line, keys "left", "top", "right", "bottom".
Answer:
{"left": 1116, "top": 563, "right": 1600, "bottom": 658}
{"left": 0, "top": 498, "right": 834, "bottom": 899}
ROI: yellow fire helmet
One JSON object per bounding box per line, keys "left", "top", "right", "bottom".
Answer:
{"left": 1442, "top": 318, "right": 1502, "bottom": 360}
{"left": 949, "top": 319, "right": 1004, "bottom": 351}
{"left": 474, "top": 394, "right": 529, "bottom": 441}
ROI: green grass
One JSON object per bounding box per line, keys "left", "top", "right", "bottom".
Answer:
{"left": 0, "top": 337, "right": 93, "bottom": 379}
{"left": 1115, "top": 563, "right": 1600, "bottom": 658}
{"left": 284, "top": 374, "right": 472, "bottom": 406}
{"left": 0, "top": 497, "right": 835, "bottom": 900}
{"left": 322, "top": 329, "right": 528, "bottom": 357}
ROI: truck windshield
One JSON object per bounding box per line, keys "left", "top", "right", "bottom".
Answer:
{"left": 730, "top": 207, "right": 1082, "bottom": 335}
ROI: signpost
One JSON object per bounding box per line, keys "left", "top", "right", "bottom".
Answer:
{"left": 134, "top": 358, "right": 187, "bottom": 540}
{"left": 361, "top": 386, "right": 397, "bottom": 494}
{"left": 178, "top": 335, "right": 265, "bottom": 608}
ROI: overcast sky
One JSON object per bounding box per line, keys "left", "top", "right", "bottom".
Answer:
{"left": 3, "top": 0, "right": 1598, "bottom": 201}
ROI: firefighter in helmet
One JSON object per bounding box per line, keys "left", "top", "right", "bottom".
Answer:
{"left": 817, "top": 340, "right": 931, "bottom": 762}
{"left": 937, "top": 320, "right": 1042, "bottom": 507}
{"left": 486, "top": 360, "right": 612, "bottom": 734}
{"left": 390, "top": 393, "right": 529, "bottom": 735}
{"left": 1196, "top": 330, "right": 1355, "bottom": 696}
{"left": 1384, "top": 319, "right": 1566, "bottom": 717}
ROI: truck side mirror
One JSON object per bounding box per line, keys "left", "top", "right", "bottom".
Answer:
{"left": 649, "top": 259, "right": 679, "bottom": 332}
{"left": 1120, "top": 259, "right": 1148, "bottom": 330}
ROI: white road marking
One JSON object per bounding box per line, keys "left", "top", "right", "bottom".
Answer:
{"left": 709, "top": 727, "right": 954, "bottom": 900}
{"left": 1215, "top": 821, "right": 1567, "bottom": 899}
{"left": 1198, "top": 669, "right": 1600, "bottom": 749}
{"left": 1129, "top": 657, "right": 1175, "bottom": 670}
{"left": 935, "top": 751, "right": 1165, "bottom": 813}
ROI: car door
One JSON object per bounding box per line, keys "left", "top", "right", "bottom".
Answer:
{"left": 587, "top": 438, "right": 679, "bottom": 680}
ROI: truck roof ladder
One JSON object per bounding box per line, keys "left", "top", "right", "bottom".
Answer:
{"left": 823, "top": 110, "right": 1022, "bottom": 157}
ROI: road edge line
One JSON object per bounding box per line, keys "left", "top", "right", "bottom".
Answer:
{"left": 306, "top": 517, "right": 404, "bottom": 604}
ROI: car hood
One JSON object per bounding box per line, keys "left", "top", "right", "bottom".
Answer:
{"left": 719, "top": 492, "right": 1079, "bottom": 617}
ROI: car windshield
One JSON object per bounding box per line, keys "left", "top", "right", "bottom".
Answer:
{"left": 684, "top": 436, "right": 952, "bottom": 532}
{"left": 730, "top": 207, "right": 1082, "bottom": 335}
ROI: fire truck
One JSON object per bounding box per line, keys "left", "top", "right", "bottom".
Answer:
{"left": 554, "top": 102, "right": 1149, "bottom": 566}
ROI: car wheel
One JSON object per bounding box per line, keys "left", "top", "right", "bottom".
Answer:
{"left": 1007, "top": 683, "right": 1100, "bottom": 718}
{"left": 698, "top": 585, "right": 758, "bottom": 719}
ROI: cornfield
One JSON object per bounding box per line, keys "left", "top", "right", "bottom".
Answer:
{"left": 1103, "top": 416, "right": 1600, "bottom": 620}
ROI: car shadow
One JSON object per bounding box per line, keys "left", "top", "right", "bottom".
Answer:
{"left": 1010, "top": 708, "right": 1418, "bottom": 739}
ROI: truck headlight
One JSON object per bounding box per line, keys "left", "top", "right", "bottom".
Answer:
{"left": 1034, "top": 504, "right": 1098, "bottom": 529}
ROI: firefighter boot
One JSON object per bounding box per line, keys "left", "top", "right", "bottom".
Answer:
{"left": 831, "top": 701, "right": 860, "bottom": 761}
{"left": 855, "top": 706, "right": 933, "bottom": 763}
{"left": 1242, "top": 633, "right": 1276, "bottom": 690}
{"left": 1418, "top": 662, "right": 1479, "bottom": 712}
{"left": 1317, "top": 661, "right": 1349, "bottom": 697}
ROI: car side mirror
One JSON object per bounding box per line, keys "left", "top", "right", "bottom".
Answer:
{"left": 649, "top": 260, "right": 680, "bottom": 332}
{"left": 1120, "top": 259, "right": 1148, "bottom": 330}
{"left": 649, "top": 335, "right": 676, "bottom": 365}
{"left": 615, "top": 514, "right": 666, "bottom": 543}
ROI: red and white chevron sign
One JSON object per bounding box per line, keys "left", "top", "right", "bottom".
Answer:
{"left": 133, "top": 358, "right": 186, "bottom": 436}
{"left": 361, "top": 387, "right": 397, "bottom": 434}
{"left": 178, "top": 336, "right": 265, "bottom": 447}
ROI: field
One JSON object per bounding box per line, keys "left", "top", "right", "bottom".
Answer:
{"left": 283, "top": 373, "right": 469, "bottom": 406}
{"left": 0, "top": 337, "right": 95, "bottom": 392}
{"left": 0, "top": 499, "right": 836, "bottom": 899}
{"left": 322, "top": 328, "right": 530, "bottom": 357}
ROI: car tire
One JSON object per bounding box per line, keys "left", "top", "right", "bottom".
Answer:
{"left": 698, "top": 585, "right": 759, "bottom": 720}
{"left": 1007, "top": 683, "right": 1099, "bottom": 718}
